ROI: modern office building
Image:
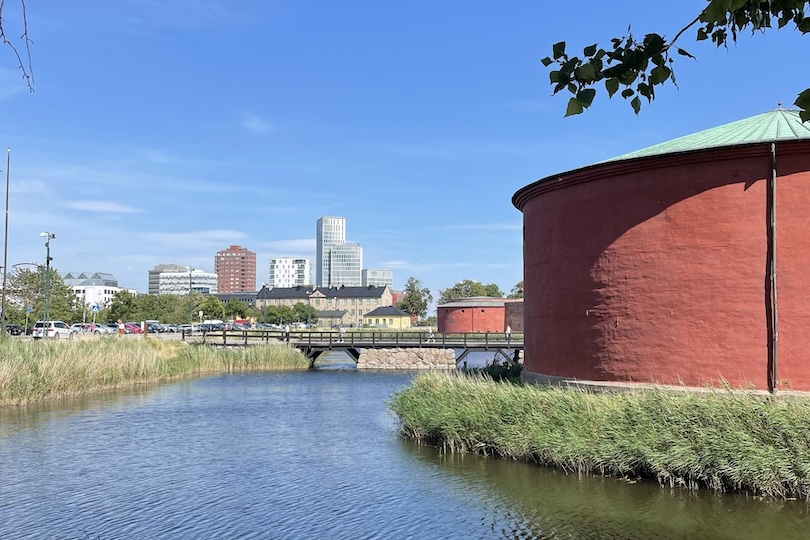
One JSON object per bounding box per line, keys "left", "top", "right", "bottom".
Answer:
{"left": 328, "top": 243, "right": 363, "bottom": 287}
{"left": 316, "top": 216, "right": 346, "bottom": 286}
{"left": 214, "top": 245, "right": 256, "bottom": 293}
{"left": 61, "top": 272, "right": 135, "bottom": 309}
{"left": 269, "top": 257, "right": 311, "bottom": 288}
{"left": 148, "top": 264, "right": 218, "bottom": 295}
{"left": 361, "top": 268, "right": 393, "bottom": 288}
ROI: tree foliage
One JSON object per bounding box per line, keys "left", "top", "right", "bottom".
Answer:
{"left": 397, "top": 277, "right": 433, "bottom": 320}
{"left": 508, "top": 280, "right": 524, "bottom": 300}
{"left": 542, "top": 0, "right": 810, "bottom": 120}
{"left": 5, "top": 267, "right": 80, "bottom": 324}
{"left": 438, "top": 279, "right": 504, "bottom": 306}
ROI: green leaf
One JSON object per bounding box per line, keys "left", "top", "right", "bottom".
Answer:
{"left": 553, "top": 41, "right": 566, "bottom": 60}
{"left": 576, "top": 88, "right": 596, "bottom": 107}
{"left": 564, "top": 97, "right": 584, "bottom": 117}
{"left": 549, "top": 70, "right": 561, "bottom": 83}
{"left": 649, "top": 65, "right": 672, "bottom": 85}
{"left": 574, "top": 63, "right": 597, "bottom": 82}
{"left": 638, "top": 83, "right": 652, "bottom": 100}
{"left": 631, "top": 96, "right": 642, "bottom": 114}
{"left": 583, "top": 43, "right": 598, "bottom": 57}
{"left": 676, "top": 48, "right": 695, "bottom": 59}
{"left": 795, "top": 89, "right": 810, "bottom": 117}
{"left": 621, "top": 88, "right": 635, "bottom": 99}
{"left": 730, "top": 0, "right": 747, "bottom": 10}
{"left": 605, "top": 77, "right": 620, "bottom": 98}
{"left": 799, "top": 19, "right": 810, "bottom": 33}
{"left": 541, "top": 57, "right": 553, "bottom": 67}
{"left": 697, "top": 27, "right": 708, "bottom": 40}
{"left": 567, "top": 83, "right": 577, "bottom": 93}
{"left": 642, "top": 33, "right": 665, "bottom": 55}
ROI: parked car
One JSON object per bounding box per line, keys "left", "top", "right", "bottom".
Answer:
{"left": 88, "top": 322, "right": 114, "bottom": 335}
{"left": 32, "top": 321, "right": 75, "bottom": 340}
{"left": 5, "top": 324, "right": 22, "bottom": 336}
{"left": 124, "top": 322, "right": 143, "bottom": 334}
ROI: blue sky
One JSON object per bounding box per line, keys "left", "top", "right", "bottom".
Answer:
{"left": 0, "top": 1, "right": 805, "bottom": 304}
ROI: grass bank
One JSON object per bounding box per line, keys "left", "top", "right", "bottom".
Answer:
{"left": 388, "top": 371, "right": 810, "bottom": 499}
{"left": 0, "top": 338, "right": 309, "bottom": 406}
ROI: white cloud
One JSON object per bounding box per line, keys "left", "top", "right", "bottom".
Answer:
{"left": 65, "top": 200, "right": 142, "bottom": 213}
{"left": 242, "top": 114, "right": 273, "bottom": 134}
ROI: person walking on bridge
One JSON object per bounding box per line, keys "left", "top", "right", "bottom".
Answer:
{"left": 338, "top": 325, "right": 345, "bottom": 343}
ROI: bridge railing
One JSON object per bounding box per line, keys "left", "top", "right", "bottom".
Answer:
{"left": 182, "top": 328, "right": 523, "bottom": 347}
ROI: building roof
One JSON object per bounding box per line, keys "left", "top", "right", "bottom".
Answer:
{"left": 603, "top": 108, "right": 810, "bottom": 163}
{"left": 363, "top": 306, "right": 409, "bottom": 317}
{"left": 438, "top": 296, "right": 508, "bottom": 309}
{"left": 257, "top": 285, "right": 389, "bottom": 300}
{"left": 257, "top": 286, "right": 315, "bottom": 300}
{"left": 316, "top": 310, "right": 348, "bottom": 318}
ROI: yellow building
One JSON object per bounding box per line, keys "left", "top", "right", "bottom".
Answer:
{"left": 362, "top": 306, "right": 411, "bottom": 329}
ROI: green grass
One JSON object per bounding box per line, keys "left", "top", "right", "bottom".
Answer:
{"left": 0, "top": 338, "right": 309, "bottom": 405}
{"left": 388, "top": 371, "right": 810, "bottom": 499}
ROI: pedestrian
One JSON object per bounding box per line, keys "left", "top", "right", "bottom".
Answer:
{"left": 117, "top": 319, "right": 125, "bottom": 338}
{"left": 338, "top": 325, "right": 345, "bottom": 343}
{"left": 426, "top": 325, "right": 435, "bottom": 343}
{"left": 505, "top": 325, "right": 511, "bottom": 343}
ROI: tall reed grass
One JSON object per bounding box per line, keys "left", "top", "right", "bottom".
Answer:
{"left": 388, "top": 371, "right": 810, "bottom": 499}
{"left": 0, "top": 338, "right": 309, "bottom": 406}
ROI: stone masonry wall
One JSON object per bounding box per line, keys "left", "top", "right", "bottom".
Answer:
{"left": 357, "top": 348, "right": 457, "bottom": 370}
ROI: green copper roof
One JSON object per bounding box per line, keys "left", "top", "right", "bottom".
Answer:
{"left": 603, "top": 109, "right": 810, "bottom": 163}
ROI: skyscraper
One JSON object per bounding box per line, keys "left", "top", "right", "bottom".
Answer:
{"left": 214, "top": 245, "right": 257, "bottom": 293}
{"left": 328, "top": 243, "right": 363, "bottom": 287}
{"left": 316, "top": 216, "right": 346, "bottom": 286}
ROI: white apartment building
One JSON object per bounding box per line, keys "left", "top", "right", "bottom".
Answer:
{"left": 148, "top": 264, "right": 218, "bottom": 295}
{"left": 269, "top": 258, "right": 311, "bottom": 287}
{"left": 61, "top": 272, "right": 134, "bottom": 309}
{"left": 361, "top": 268, "right": 393, "bottom": 288}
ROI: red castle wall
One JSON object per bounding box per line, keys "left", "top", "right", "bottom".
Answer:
{"left": 438, "top": 305, "right": 505, "bottom": 333}
{"left": 514, "top": 141, "right": 810, "bottom": 391}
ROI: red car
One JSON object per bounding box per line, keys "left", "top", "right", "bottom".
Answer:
{"left": 124, "top": 322, "right": 143, "bottom": 334}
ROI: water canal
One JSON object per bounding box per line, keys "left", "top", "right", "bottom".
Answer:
{"left": 1, "top": 359, "right": 809, "bottom": 539}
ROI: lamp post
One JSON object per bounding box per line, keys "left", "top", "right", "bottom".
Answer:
{"left": 186, "top": 266, "right": 193, "bottom": 332}
{"left": 40, "top": 232, "right": 55, "bottom": 337}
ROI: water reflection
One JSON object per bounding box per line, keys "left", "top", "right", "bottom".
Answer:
{"left": 1, "top": 371, "right": 809, "bottom": 539}
{"left": 401, "top": 443, "right": 810, "bottom": 539}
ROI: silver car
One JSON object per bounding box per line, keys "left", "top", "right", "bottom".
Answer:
{"left": 32, "top": 321, "right": 76, "bottom": 340}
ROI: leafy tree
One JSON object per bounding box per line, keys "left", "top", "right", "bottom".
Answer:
{"left": 199, "top": 295, "right": 225, "bottom": 321}
{"left": 224, "top": 299, "right": 249, "bottom": 320}
{"left": 508, "top": 280, "right": 524, "bottom": 300}
{"left": 438, "top": 279, "right": 504, "bottom": 305}
{"left": 397, "top": 277, "right": 433, "bottom": 321}
{"left": 542, "top": 1, "right": 810, "bottom": 120}
{"left": 108, "top": 290, "right": 136, "bottom": 323}
{"left": 293, "top": 302, "right": 317, "bottom": 324}
{"left": 6, "top": 267, "right": 79, "bottom": 323}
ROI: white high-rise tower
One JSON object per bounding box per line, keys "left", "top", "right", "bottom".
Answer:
{"left": 316, "top": 216, "right": 346, "bottom": 286}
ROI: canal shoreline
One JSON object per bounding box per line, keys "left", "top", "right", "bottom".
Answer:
{"left": 388, "top": 371, "right": 810, "bottom": 500}
{"left": 0, "top": 338, "right": 309, "bottom": 406}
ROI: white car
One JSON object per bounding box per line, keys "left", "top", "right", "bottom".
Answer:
{"left": 32, "top": 321, "right": 76, "bottom": 340}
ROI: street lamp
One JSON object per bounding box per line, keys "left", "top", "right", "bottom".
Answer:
{"left": 40, "top": 232, "right": 55, "bottom": 336}
{"left": 186, "top": 266, "right": 193, "bottom": 331}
